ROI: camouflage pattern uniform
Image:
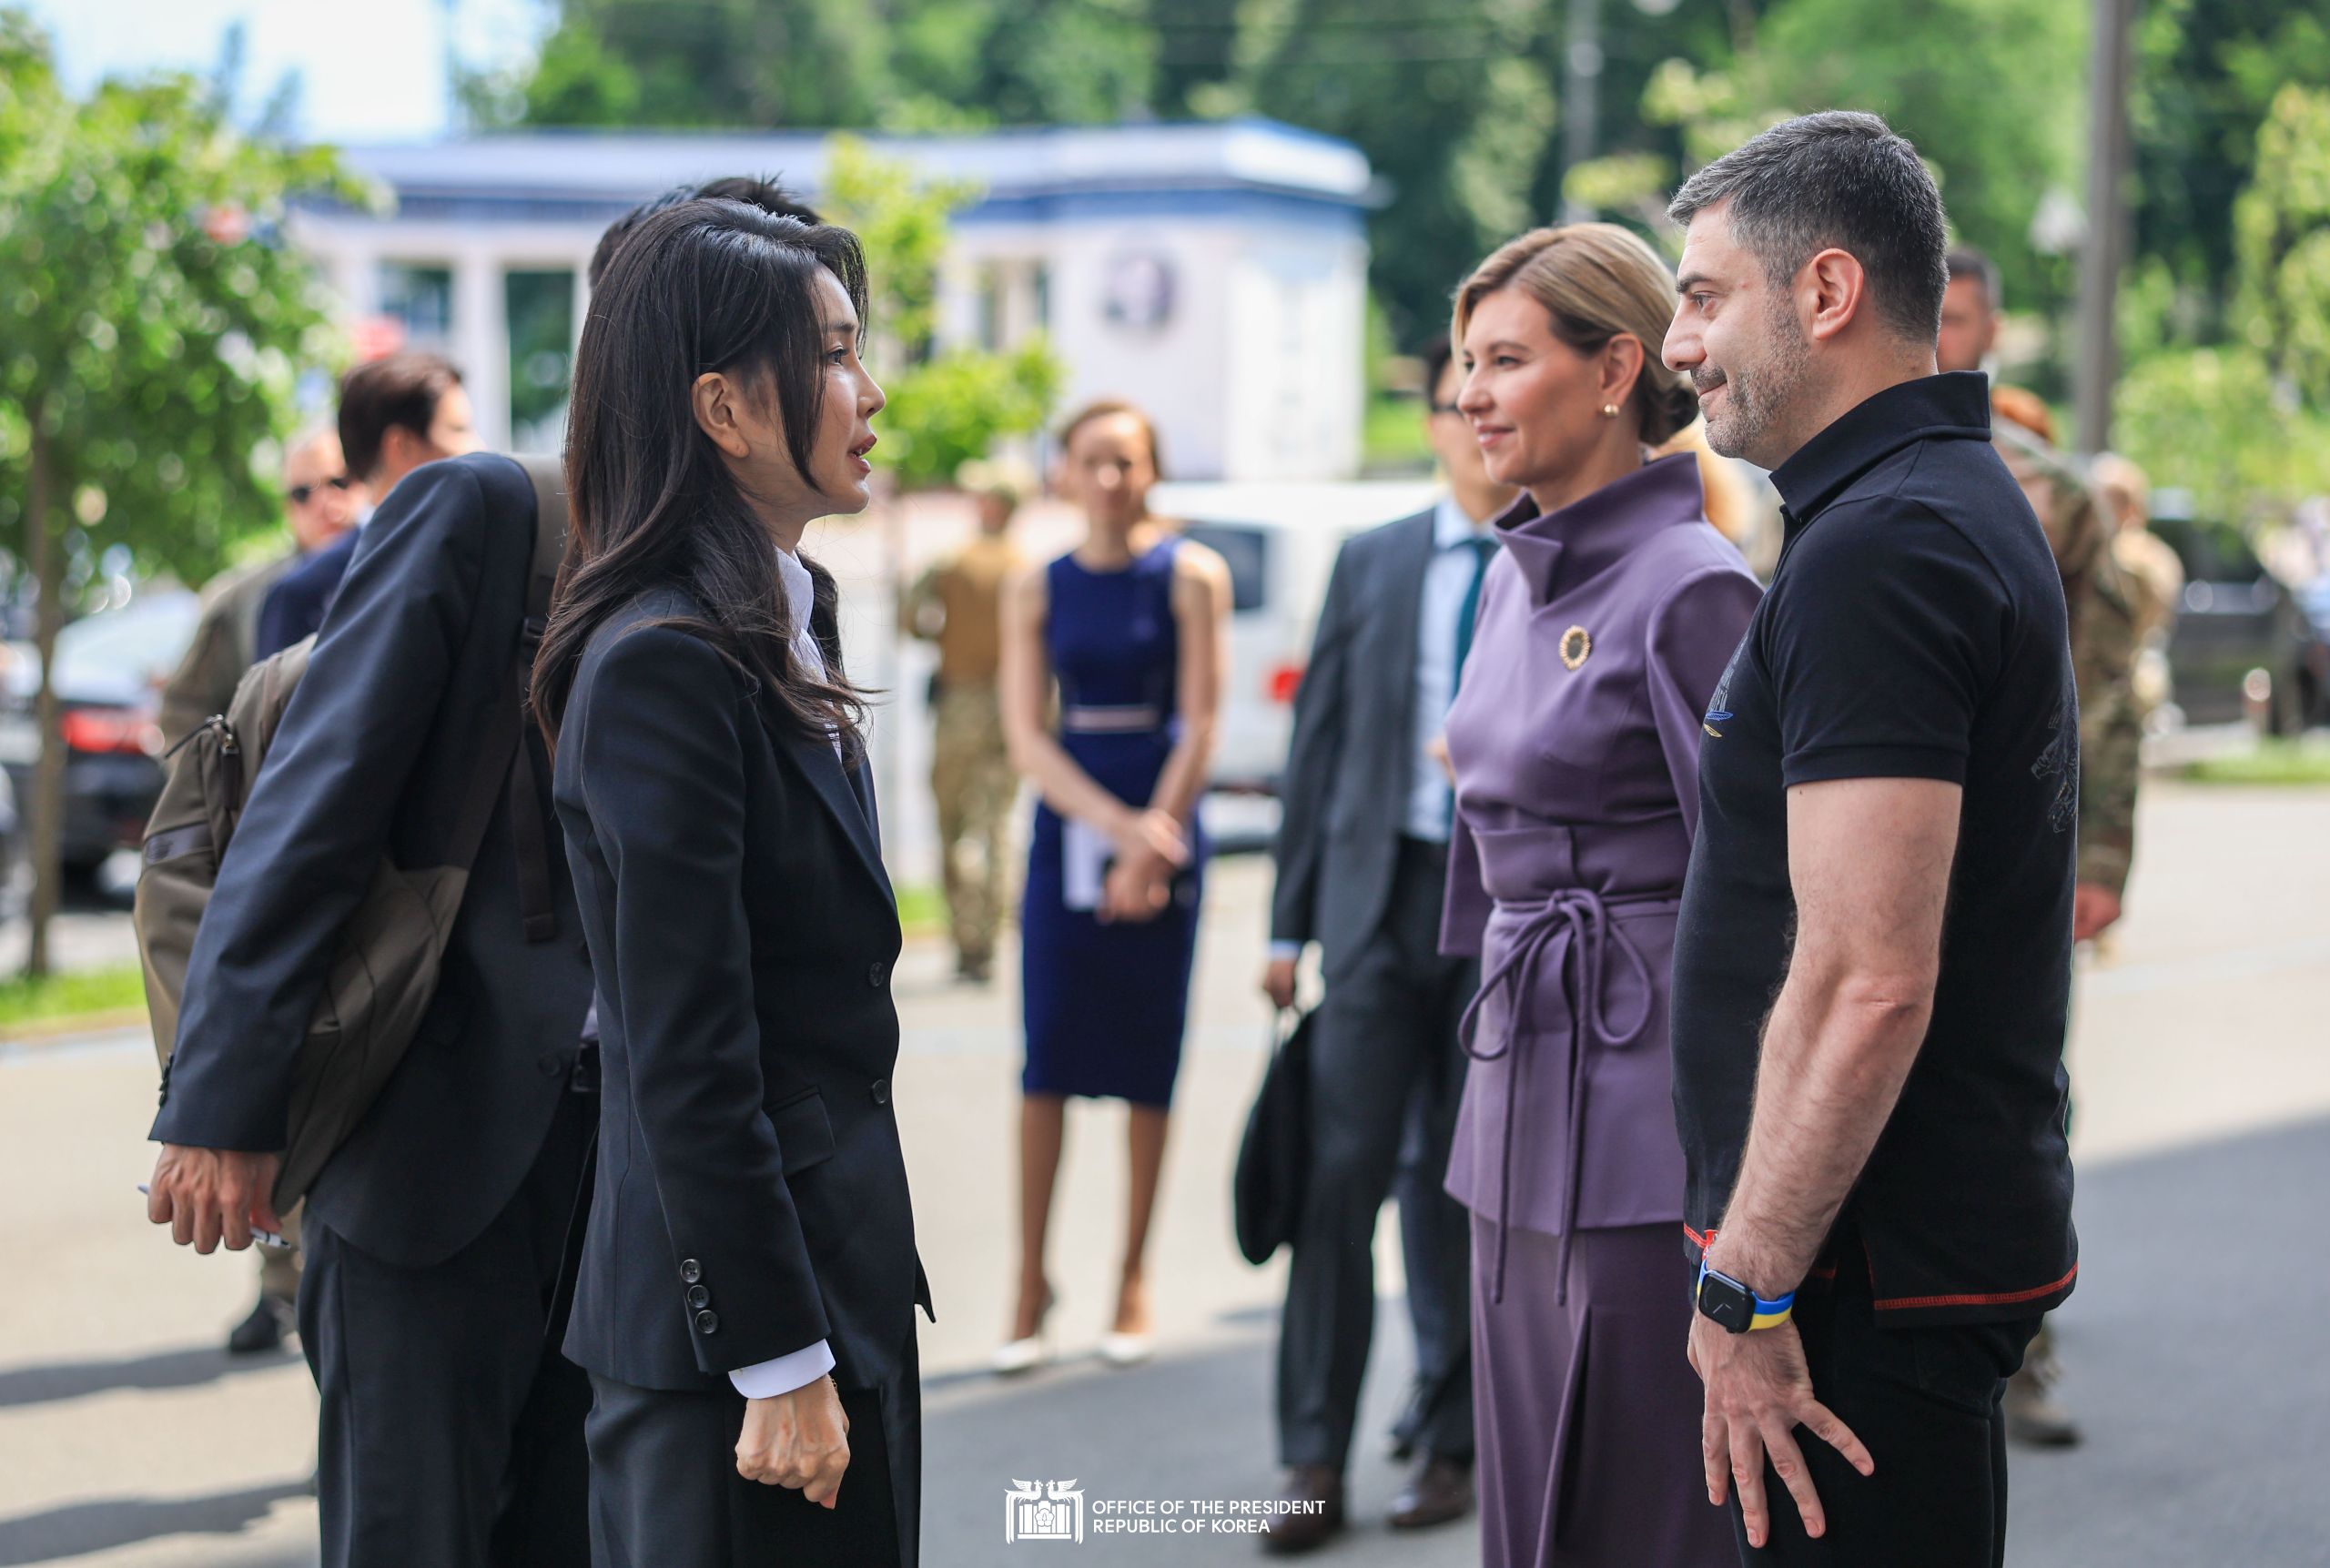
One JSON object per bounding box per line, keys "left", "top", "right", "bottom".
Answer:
{"left": 1993, "top": 415, "right": 2146, "bottom": 1442}
{"left": 929, "top": 684, "right": 1018, "bottom": 972}
{"left": 1995, "top": 420, "right": 2142, "bottom": 899}
{"left": 903, "top": 533, "right": 1025, "bottom": 976}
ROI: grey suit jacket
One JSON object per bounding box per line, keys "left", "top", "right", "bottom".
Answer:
{"left": 1269, "top": 509, "right": 1440, "bottom": 976}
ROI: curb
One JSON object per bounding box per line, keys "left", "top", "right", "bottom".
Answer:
{"left": 0, "top": 1007, "right": 153, "bottom": 1047}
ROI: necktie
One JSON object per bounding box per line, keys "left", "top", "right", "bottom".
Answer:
{"left": 1453, "top": 536, "right": 1495, "bottom": 689}
{"left": 1446, "top": 536, "right": 1496, "bottom": 830}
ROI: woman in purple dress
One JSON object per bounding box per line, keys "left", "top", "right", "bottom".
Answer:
{"left": 1440, "top": 226, "right": 1762, "bottom": 1565}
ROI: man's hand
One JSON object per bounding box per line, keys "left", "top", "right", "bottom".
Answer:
{"left": 2072, "top": 882, "right": 2122, "bottom": 943}
{"left": 147, "top": 1145, "right": 282, "bottom": 1255}
{"left": 737, "top": 1377, "right": 851, "bottom": 1506}
{"left": 1261, "top": 956, "right": 1299, "bottom": 1012}
{"left": 1688, "top": 1313, "right": 1872, "bottom": 1548}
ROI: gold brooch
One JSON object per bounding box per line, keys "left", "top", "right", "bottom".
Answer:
{"left": 1559, "top": 626, "right": 1592, "bottom": 671}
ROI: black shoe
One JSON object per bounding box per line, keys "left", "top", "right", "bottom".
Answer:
{"left": 1260, "top": 1466, "right": 1344, "bottom": 1555}
{"left": 1388, "top": 1453, "right": 1474, "bottom": 1530}
{"left": 226, "top": 1293, "right": 295, "bottom": 1355}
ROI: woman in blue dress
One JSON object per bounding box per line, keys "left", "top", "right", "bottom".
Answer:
{"left": 995, "top": 400, "right": 1231, "bottom": 1372}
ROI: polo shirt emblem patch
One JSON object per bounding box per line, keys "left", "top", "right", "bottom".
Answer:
{"left": 1703, "top": 632, "right": 1748, "bottom": 738}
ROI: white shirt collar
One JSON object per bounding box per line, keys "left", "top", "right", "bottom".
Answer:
{"left": 1433, "top": 492, "right": 1491, "bottom": 549}
{"left": 774, "top": 542, "right": 816, "bottom": 639}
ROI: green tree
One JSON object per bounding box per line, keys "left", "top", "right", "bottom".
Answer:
{"left": 2117, "top": 82, "right": 2330, "bottom": 523}
{"left": 0, "top": 13, "right": 359, "bottom": 975}
{"left": 2130, "top": 0, "right": 2330, "bottom": 334}
{"left": 499, "top": 0, "right": 1157, "bottom": 133}
{"left": 819, "top": 137, "right": 1062, "bottom": 491}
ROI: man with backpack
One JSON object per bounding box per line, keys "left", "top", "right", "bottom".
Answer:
{"left": 140, "top": 429, "right": 593, "bottom": 1560}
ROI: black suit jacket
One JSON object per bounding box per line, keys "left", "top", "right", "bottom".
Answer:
{"left": 151, "top": 454, "right": 594, "bottom": 1270}
{"left": 553, "top": 589, "right": 927, "bottom": 1395}
{"left": 1269, "top": 509, "right": 1439, "bottom": 974}
{"left": 254, "top": 524, "right": 358, "bottom": 661}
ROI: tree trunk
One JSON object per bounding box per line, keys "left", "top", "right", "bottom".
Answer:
{"left": 23, "top": 412, "right": 67, "bottom": 980}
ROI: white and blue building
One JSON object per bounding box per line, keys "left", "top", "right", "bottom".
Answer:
{"left": 291, "top": 119, "right": 1376, "bottom": 480}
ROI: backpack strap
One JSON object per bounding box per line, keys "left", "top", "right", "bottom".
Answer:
{"left": 506, "top": 455, "right": 567, "bottom": 943}
{"left": 442, "top": 455, "right": 568, "bottom": 943}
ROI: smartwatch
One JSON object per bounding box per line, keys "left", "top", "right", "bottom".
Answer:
{"left": 1696, "top": 1259, "right": 1795, "bottom": 1334}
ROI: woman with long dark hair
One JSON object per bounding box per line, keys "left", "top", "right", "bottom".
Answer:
{"left": 534, "top": 199, "right": 927, "bottom": 1567}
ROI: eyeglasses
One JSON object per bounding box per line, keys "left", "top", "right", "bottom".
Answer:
{"left": 287, "top": 475, "right": 353, "bottom": 506}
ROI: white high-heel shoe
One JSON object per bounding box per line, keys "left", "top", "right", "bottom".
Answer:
{"left": 1097, "top": 1330, "right": 1154, "bottom": 1368}
{"left": 991, "top": 1288, "right": 1056, "bottom": 1376}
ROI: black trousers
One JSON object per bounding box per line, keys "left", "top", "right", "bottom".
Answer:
{"left": 1735, "top": 1257, "right": 2038, "bottom": 1567}
{"left": 299, "top": 1086, "right": 596, "bottom": 1568}
{"left": 1277, "top": 835, "right": 1475, "bottom": 1471}
{"left": 584, "top": 1333, "right": 920, "bottom": 1568}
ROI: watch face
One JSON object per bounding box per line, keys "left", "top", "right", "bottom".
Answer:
{"left": 1697, "top": 1270, "right": 1755, "bottom": 1333}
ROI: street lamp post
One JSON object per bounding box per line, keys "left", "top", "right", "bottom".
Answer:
{"left": 2074, "top": 0, "right": 2138, "bottom": 457}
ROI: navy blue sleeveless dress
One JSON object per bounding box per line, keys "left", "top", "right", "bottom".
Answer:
{"left": 1020, "top": 539, "right": 1206, "bottom": 1109}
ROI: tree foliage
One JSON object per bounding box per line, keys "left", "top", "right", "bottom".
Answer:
{"left": 2118, "top": 83, "right": 2330, "bottom": 522}
{"left": 819, "top": 138, "right": 1062, "bottom": 491}
{"left": 492, "top": 0, "right": 2329, "bottom": 469}
{"left": 0, "top": 11, "right": 360, "bottom": 972}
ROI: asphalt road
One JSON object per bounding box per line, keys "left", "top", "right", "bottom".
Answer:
{"left": 2, "top": 781, "right": 2326, "bottom": 1566}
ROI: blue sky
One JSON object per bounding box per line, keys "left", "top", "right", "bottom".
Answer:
{"left": 22, "top": 0, "right": 543, "bottom": 143}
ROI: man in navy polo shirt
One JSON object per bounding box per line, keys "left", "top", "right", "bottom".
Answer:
{"left": 1660, "top": 112, "right": 2078, "bottom": 1565}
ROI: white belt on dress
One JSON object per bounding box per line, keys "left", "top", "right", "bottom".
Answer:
{"left": 1060, "top": 703, "right": 1164, "bottom": 733}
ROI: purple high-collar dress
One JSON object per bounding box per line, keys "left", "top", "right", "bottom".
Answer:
{"left": 1441, "top": 453, "right": 1759, "bottom": 1568}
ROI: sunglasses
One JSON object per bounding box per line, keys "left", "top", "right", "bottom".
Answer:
{"left": 287, "top": 475, "right": 353, "bottom": 506}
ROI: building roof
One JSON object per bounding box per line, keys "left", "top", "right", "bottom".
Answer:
{"left": 321, "top": 119, "right": 1374, "bottom": 228}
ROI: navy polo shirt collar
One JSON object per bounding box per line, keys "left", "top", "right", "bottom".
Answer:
{"left": 1769, "top": 371, "right": 1994, "bottom": 529}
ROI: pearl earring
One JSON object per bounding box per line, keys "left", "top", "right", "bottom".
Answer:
{"left": 1600, "top": 403, "right": 1621, "bottom": 419}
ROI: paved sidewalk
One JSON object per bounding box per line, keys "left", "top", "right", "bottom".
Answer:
{"left": 3, "top": 783, "right": 2327, "bottom": 1565}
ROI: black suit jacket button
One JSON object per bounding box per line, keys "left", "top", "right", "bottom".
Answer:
{"left": 695, "top": 1310, "right": 719, "bottom": 1335}
{"left": 866, "top": 961, "right": 886, "bottom": 987}
{"left": 870, "top": 1078, "right": 890, "bottom": 1106}
{"left": 686, "top": 1284, "right": 710, "bottom": 1310}
{"left": 680, "top": 1259, "right": 702, "bottom": 1284}
{"left": 537, "top": 1052, "right": 563, "bottom": 1077}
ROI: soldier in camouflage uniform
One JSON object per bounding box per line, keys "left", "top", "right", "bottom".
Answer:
{"left": 903, "top": 463, "right": 1030, "bottom": 982}
{"left": 1945, "top": 248, "right": 2144, "bottom": 1448}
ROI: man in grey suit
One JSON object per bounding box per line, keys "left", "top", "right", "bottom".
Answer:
{"left": 1259, "top": 338, "right": 1514, "bottom": 1553}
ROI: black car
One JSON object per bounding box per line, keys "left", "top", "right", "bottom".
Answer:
{"left": 2149, "top": 509, "right": 2312, "bottom": 733}
{"left": 0, "top": 592, "right": 199, "bottom": 872}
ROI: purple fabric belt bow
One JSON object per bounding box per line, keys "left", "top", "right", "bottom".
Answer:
{"left": 1458, "top": 885, "right": 1669, "bottom": 1306}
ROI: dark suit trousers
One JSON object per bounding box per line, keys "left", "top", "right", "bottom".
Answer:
{"left": 299, "top": 1086, "right": 596, "bottom": 1568}
{"left": 1277, "top": 835, "right": 1475, "bottom": 1471}
{"left": 584, "top": 1330, "right": 920, "bottom": 1568}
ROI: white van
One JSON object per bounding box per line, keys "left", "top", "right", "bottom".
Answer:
{"left": 1152, "top": 479, "right": 1442, "bottom": 849}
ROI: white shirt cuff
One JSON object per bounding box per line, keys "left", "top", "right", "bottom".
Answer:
{"left": 728, "top": 1339, "right": 836, "bottom": 1400}
{"left": 1268, "top": 940, "right": 1302, "bottom": 963}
